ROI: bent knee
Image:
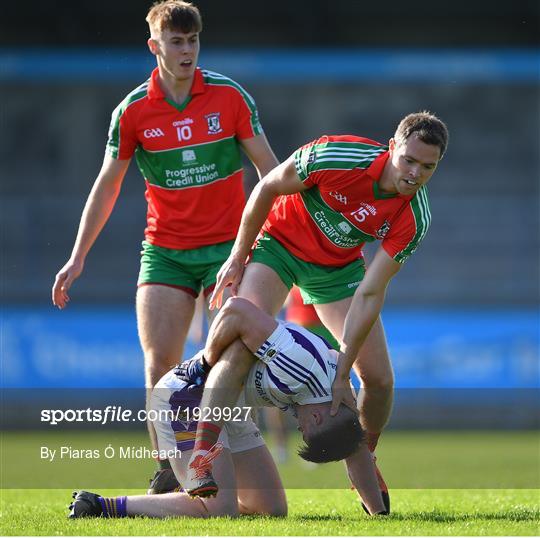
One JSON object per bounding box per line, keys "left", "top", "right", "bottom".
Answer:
{"left": 239, "top": 491, "right": 288, "bottom": 517}
{"left": 145, "top": 361, "right": 175, "bottom": 388}
{"left": 357, "top": 372, "right": 394, "bottom": 391}
{"left": 240, "top": 502, "right": 287, "bottom": 517}
{"left": 220, "top": 297, "right": 259, "bottom": 342}
{"left": 222, "top": 296, "right": 252, "bottom": 318}
{"left": 208, "top": 500, "right": 239, "bottom": 518}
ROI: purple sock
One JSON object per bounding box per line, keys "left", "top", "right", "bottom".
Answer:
{"left": 98, "top": 496, "right": 128, "bottom": 518}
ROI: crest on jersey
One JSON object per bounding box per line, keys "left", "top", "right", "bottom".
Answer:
{"left": 338, "top": 221, "right": 352, "bottom": 234}
{"left": 376, "top": 220, "right": 391, "bottom": 239}
{"left": 205, "top": 112, "right": 222, "bottom": 134}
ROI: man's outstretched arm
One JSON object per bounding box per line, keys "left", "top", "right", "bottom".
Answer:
{"left": 330, "top": 248, "right": 401, "bottom": 416}
{"left": 345, "top": 445, "right": 389, "bottom": 515}
{"left": 52, "top": 155, "right": 131, "bottom": 308}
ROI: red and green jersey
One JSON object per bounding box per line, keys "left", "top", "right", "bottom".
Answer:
{"left": 106, "top": 67, "right": 263, "bottom": 250}
{"left": 262, "top": 135, "right": 431, "bottom": 266}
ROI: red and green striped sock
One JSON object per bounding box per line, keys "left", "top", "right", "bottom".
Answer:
{"left": 193, "top": 421, "right": 222, "bottom": 453}
{"left": 367, "top": 432, "right": 381, "bottom": 453}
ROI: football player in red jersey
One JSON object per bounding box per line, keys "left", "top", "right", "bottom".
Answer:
{"left": 52, "top": 1, "right": 278, "bottom": 493}
{"left": 185, "top": 111, "right": 448, "bottom": 513}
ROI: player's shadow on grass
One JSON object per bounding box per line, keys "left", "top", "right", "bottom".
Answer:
{"left": 296, "top": 514, "right": 344, "bottom": 521}
{"left": 392, "top": 508, "right": 538, "bottom": 523}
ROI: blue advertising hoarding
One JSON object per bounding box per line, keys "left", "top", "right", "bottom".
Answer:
{"left": 2, "top": 307, "right": 537, "bottom": 389}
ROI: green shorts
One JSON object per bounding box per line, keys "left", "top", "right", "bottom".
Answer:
{"left": 250, "top": 233, "right": 365, "bottom": 305}
{"left": 138, "top": 240, "right": 234, "bottom": 298}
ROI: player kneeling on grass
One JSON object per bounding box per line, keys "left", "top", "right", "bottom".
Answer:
{"left": 69, "top": 298, "right": 388, "bottom": 518}
{"left": 69, "top": 363, "right": 286, "bottom": 517}
{"left": 179, "top": 298, "right": 386, "bottom": 513}
{"left": 69, "top": 393, "right": 287, "bottom": 520}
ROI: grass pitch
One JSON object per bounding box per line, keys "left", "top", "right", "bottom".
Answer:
{"left": 1, "top": 489, "right": 538, "bottom": 535}
{"left": 1, "top": 430, "right": 538, "bottom": 535}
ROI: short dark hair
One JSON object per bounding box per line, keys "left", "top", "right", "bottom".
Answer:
{"left": 297, "top": 406, "right": 364, "bottom": 463}
{"left": 146, "top": 0, "right": 203, "bottom": 35}
{"left": 395, "top": 111, "right": 449, "bottom": 159}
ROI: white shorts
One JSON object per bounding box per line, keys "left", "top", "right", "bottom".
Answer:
{"left": 150, "top": 370, "right": 265, "bottom": 455}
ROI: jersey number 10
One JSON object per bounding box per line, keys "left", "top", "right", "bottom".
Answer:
{"left": 176, "top": 126, "right": 193, "bottom": 141}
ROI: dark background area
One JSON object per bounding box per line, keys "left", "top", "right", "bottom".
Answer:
{"left": 2, "top": 0, "right": 538, "bottom": 47}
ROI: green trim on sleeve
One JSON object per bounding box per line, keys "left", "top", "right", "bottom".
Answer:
{"left": 394, "top": 186, "right": 431, "bottom": 263}
{"left": 294, "top": 140, "right": 385, "bottom": 183}
{"left": 106, "top": 81, "right": 149, "bottom": 159}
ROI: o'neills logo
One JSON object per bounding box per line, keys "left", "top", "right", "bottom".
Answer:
{"left": 376, "top": 220, "right": 391, "bottom": 239}
{"left": 173, "top": 118, "right": 194, "bottom": 126}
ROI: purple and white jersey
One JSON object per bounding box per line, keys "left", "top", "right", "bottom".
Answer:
{"left": 244, "top": 321, "right": 338, "bottom": 411}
